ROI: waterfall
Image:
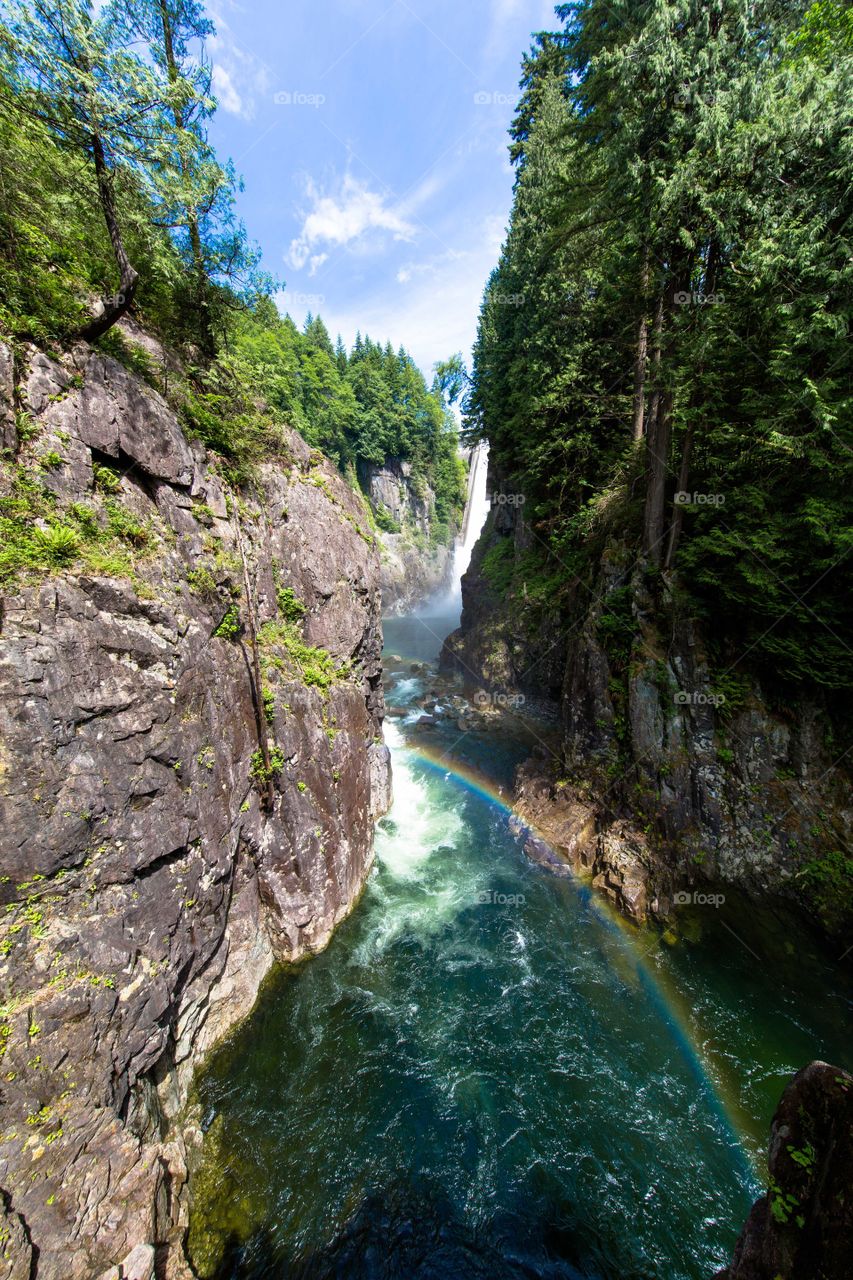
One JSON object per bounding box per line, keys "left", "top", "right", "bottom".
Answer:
{"left": 402, "top": 442, "right": 488, "bottom": 636}
{"left": 451, "top": 442, "right": 489, "bottom": 593}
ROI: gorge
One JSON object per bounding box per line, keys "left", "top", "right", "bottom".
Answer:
{"left": 0, "top": 1, "right": 851, "bottom": 1278}
{"left": 185, "top": 546, "right": 852, "bottom": 1280}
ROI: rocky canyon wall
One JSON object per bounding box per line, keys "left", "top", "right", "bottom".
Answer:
{"left": 442, "top": 461, "right": 851, "bottom": 937}
{"left": 0, "top": 337, "right": 391, "bottom": 1279}
{"left": 358, "top": 458, "right": 454, "bottom": 613}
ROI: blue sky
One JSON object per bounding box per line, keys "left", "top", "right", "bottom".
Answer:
{"left": 203, "top": 0, "right": 559, "bottom": 376}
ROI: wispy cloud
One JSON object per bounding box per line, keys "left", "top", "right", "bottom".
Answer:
{"left": 312, "top": 213, "right": 508, "bottom": 374}
{"left": 207, "top": 0, "right": 271, "bottom": 121}
{"left": 288, "top": 174, "right": 418, "bottom": 273}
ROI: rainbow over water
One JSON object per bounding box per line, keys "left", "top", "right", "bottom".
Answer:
{"left": 397, "top": 729, "right": 764, "bottom": 1179}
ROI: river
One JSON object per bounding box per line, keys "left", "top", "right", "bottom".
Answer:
{"left": 188, "top": 478, "right": 852, "bottom": 1279}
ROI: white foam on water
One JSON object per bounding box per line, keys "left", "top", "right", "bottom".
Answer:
{"left": 374, "top": 721, "right": 463, "bottom": 881}
{"left": 386, "top": 676, "right": 421, "bottom": 703}
{"left": 351, "top": 721, "right": 480, "bottom": 963}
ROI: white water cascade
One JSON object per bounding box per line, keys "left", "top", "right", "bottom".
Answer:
{"left": 450, "top": 442, "right": 490, "bottom": 596}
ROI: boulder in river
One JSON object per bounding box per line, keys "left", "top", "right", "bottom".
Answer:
{"left": 715, "top": 1061, "right": 853, "bottom": 1280}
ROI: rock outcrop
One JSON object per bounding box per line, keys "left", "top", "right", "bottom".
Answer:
{"left": 512, "top": 758, "right": 669, "bottom": 924}
{"left": 715, "top": 1063, "right": 853, "bottom": 1280}
{"left": 441, "top": 500, "right": 566, "bottom": 699}
{"left": 0, "top": 339, "right": 391, "bottom": 1279}
{"left": 358, "top": 458, "right": 454, "bottom": 613}
{"left": 443, "top": 460, "right": 851, "bottom": 934}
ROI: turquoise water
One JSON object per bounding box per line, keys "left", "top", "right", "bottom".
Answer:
{"left": 190, "top": 610, "right": 852, "bottom": 1280}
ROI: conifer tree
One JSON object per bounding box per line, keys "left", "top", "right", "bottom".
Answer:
{"left": 2, "top": 0, "right": 167, "bottom": 338}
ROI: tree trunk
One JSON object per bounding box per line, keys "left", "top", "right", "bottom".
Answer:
{"left": 235, "top": 513, "right": 275, "bottom": 812}
{"left": 664, "top": 415, "right": 693, "bottom": 570}
{"left": 158, "top": 0, "right": 214, "bottom": 355}
{"left": 632, "top": 247, "right": 650, "bottom": 442}
{"left": 663, "top": 241, "right": 719, "bottom": 569}
{"left": 642, "top": 290, "right": 668, "bottom": 561}
{"left": 80, "top": 132, "right": 139, "bottom": 341}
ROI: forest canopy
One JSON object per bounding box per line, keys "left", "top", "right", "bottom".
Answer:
{"left": 464, "top": 0, "right": 853, "bottom": 694}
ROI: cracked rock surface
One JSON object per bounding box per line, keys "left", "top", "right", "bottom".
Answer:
{"left": 0, "top": 341, "right": 391, "bottom": 1279}
{"left": 442, "top": 460, "right": 851, "bottom": 931}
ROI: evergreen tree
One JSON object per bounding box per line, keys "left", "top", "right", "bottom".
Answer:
{"left": 466, "top": 0, "right": 853, "bottom": 691}
{"left": 2, "top": 0, "right": 168, "bottom": 338}
{"left": 110, "top": 0, "right": 222, "bottom": 350}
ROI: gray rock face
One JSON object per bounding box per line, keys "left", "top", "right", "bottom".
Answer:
{"left": 377, "top": 532, "right": 454, "bottom": 615}
{"left": 0, "top": 342, "right": 15, "bottom": 457}
{"left": 359, "top": 457, "right": 425, "bottom": 531}
{"left": 441, "top": 501, "right": 567, "bottom": 699}
{"left": 0, "top": 344, "right": 391, "bottom": 1279}
{"left": 358, "top": 458, "right": 455, "bottom": 613}
{"left": 444, "top": 462, "right": 850, "bottom": 930}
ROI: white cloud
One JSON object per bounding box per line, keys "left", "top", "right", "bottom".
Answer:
{"left": 211, "top": 64, "right": 245, "bottom": 117}
{"left": 288, "top": 175, "right": 418, "bottom": 272}
{"left": 206, "top": 1, "right": 271, "bottom": 121}
{"left": 302, "top": 217, "right": 509, "bottom": 377}
{"left": 395, "top": 248, "right": 466, "bottom": 287}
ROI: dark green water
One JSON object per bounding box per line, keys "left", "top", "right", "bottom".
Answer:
{"left": 189, "top": 608, "right": 852, "bottom": 1280}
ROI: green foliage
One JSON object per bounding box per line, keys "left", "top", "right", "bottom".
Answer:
{"left": 249, "top": 745, "right": 285, "bottom": 784}
{"left": 708, "top": 671, "right": 751, "bottom": 719}
{"left": 32, "top": 523, "right": 80, "bottom": 566}
{"left": 212, "top": 604, "right": 241, "bottom": 640}
{"left": 0, "top": 0, "right": 269, "bottom": 348}
{"left": 465, "top": 0, "right": 853, "bottom": 697}
{"left": 276, "top": 585, "right": 306, "bottom": 622}
{"left": 104, "top": 499, "right": 148, "bottom": 546}
{"left": 177, "top": 356, "right": 291, "bottom": 485}
{"left": 229, "top": 305, "right": 465, "bottom": 537}
{"left": 92, "top": 463, "right": 122, "bottom": 493}
{"left": 798, "top": 850, "right": 853, "bottom": 933}
{"left": 596, "top": 587, "right": 635, "bottom": 667}
{"left": 258, "top": 620, "right": 346, "bottom": 690}
{"left": 0, "top": 5, "right": 462, "bottom": 535}
{"left": 768, "top": 1177, "right": 801, "bottom": 1226}
{"left": 186, "top": 565, "right": 218, "bottom": 598}
{"left": 373, "top": 505, "right": 401, "bottom": 534}
{"left": 480, "top": 538, "right": 515, "bottom": 594}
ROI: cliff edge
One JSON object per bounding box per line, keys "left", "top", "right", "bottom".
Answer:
{"left": 0, "top": 336, "right": 391, "bottom": 1279}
